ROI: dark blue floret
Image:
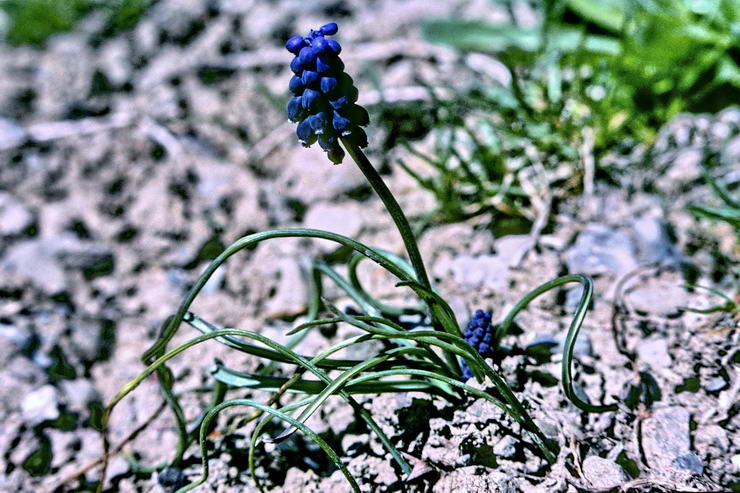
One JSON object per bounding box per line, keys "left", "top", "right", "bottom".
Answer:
{"left": 320, "top": 77, "right": 337, "bottom": 93}
{"left": 287, "top": 97, "right": 302, "bottom": 122}
{"left": 327, "top": 146, "right": 345, "bottom": 163}
{"left": 301, "top": 88, "right": 320, "bottom": 109}
{"left": 301, "top": 70, "right": 319, "bottom": 86}
{"left": 297, "top": 47, "right": 317, "bottom": 66}
{"left": 330, "top": 96, "right": 348, "bottom": 110}
{"left": 460, "top": 309, "right": 495, "bottom": 381}
{"left": 315, "top": 56, "right": 331, "bottom": 73}
{"left": 285, "top": 22, "right": 369, "bottom": 164}
{"left": 318, "top": 134, "right": 337, "bottom": 151}
{"left": 347, "top": 127, "right": 367, "bottom": 148}
{"left": 290, "top": 57, "right": 303, "bottom": 74}
{"left": 312, "top": 37, "right": 330, "bottom": 53}
{"left": 327, "top": 39, "right": 342, "bottom": 54}
{"left": 320, "top": 22, "right": 338, "bottom": 35}
{"left": 296, "top": 120, "right": 312, "bottom": 143}
{"left": 289, "top": 75, "right": 303, "bottom": 94}
{"left": 285, "top": 35, "right": 306, "bottom": 54}
{"left": 309, "top": 112, "right": 327, "bottom": 132}
{"left": 332, "top": 112, "right": 350, "bottom": 132}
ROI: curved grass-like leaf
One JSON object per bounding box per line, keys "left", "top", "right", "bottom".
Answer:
{"left": 421, "top": 19, "right": 620, "bottom": 56}
{"left": 494, "top": 274, "right": 618, "bottom": 413}
{"left": 680, "top": 283, "right": 738, "bottom": 315}
{"left": 248, "top": 399, "right": 311, "bottom": 492}
{"left": 347, "top": 252, "right": 425, "bottom": 317}
{"left": 142, "top": 228, "right": 419, "bottom": 365}
{"left": 395, "top": 280, "right": 459, "bottom": 328}
{"left": 100, "top": 328, "right": 411, "bottom": 486}
{"left": 324, "top": 301, "right": 456, "bottom": 378}
{"left": 179, "top": 398, "right": 359, "bottom": 493}
{"left": 349, "top": 368, "right": 508, "bottom": 409}
{"left": 704, "top": 172, "right": 740, "bottom": 209}
{"left": 393, "top": 280, "right": 464, "bottom": 375}
{"left": 689, "top": 203, "right": 740, "bottom": 228}
{"left": 187, "top": 311, "right": 440, "bottom": 373}
{"left": 314, "top": 262, "right": 381, "bottom": 316}
{"left": 265, "top": 346, "right": 426, "bottom": 443}
{"left": 566, "top": 0, "right": 626, "bottom": 33}
{"left": 210, "top": 362, "right": 444, "bottom": 395}
{"left": 186, "top": 312, "right": 364, "bottom": 369}
{"left": 321, "top": 305, "right": 556, "bottom": 460}
{"left": 242, "top": 333, "right": 418, "bottom": 488}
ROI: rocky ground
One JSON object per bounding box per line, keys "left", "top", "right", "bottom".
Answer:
{"left": 0, "top": 0, "right": 738, "bottom": 492}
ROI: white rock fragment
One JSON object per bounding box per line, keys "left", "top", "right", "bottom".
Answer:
{"left": 636, "top": 336, "right": 672, "bottom": 372}
{"left": 303, "top": 201, "right": 364, "bottom": 253}
{"left": 0, "top": 193, "right": 33, "bottom": 236}
{"left": 493, "top": 435, "right": 517, "bottom": 459}
{"left": 21, "top": 385, "right": 60, "bottom": 425}
{"left": 582, "top": 455, "right": 629, "bottom": 489}
{"left": 641, "top": 406, "right": 701, "bottom": 474}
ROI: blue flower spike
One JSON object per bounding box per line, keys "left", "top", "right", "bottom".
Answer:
{"left": 460, "top": 309, "right": 495, "bottom": 381}
{"left": 285, "top": 23, "right": 369, "bottom": 164}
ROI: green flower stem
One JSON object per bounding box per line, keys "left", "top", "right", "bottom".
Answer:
{"left": 342, "top": 139, "right": 463, "bottom": 374}
{"left": 341, "top": 139, "right": 431, "bottom": 288}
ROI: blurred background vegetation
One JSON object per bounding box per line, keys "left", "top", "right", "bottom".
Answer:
{"left": 0, "top": 0, "right": 150, "bottom": 45}
{"left": 378, "top": 0, "right": 740, "bottom": 233}
{"left": 1, "top": 0, "right": 737, "bottom": 232}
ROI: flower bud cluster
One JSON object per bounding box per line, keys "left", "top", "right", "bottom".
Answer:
{"left": 460, "top": 309, "right": 495, "bottom": 380}
{"left": 285, "top": 23, "right": 369, "bottom": 164}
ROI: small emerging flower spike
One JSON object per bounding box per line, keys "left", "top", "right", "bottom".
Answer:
{"left": 460, "top": 309, "right": 495, "bottom": 380}
{"left": 285, "top": 23, "right": 369, "bottom": 164}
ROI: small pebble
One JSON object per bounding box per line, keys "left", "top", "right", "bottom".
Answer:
{"left": 704, "top": 377, "right": 727, "bottom": 392}
{"left": 582, "top": 455, "right": 629, "bottom": 489}
{"left": 674, "top": 452, "right": 704, "bottom": 474}
{"left": 642, "top": 406, "right": 694, "bottom": 473}
{"left": 21, "top": 385, "right": 60, "bottom": 425}
{"left": 493, "top": 435, "right": 517, "bottom": 459}
{"left": 158, "top": 467, "right": 188, "bottom": 491}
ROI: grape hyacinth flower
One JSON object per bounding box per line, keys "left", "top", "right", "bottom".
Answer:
{"left": 285, "top": 22, "right": 369, "bottom": 164}
{"left": 460, "top": 309, "right": 495, "bottom": 380}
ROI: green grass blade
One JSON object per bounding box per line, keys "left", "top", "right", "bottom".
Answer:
{"left": 103, "top": 327, "right": 412, "bottom": 479}
{"left": 689, "top": 204, "right": 740, "bottom": 228}
{"left": 494, "top": 274, "right": 617, "bottom": 413}
{"left": 179, "top": 398, "right": 359, "bottom": 493}
{"left": 142, "top": 228, "right": 417, "bottom": 365}
{"left": 348, "top": 253, "right": 425, "bottom": 317}
{"left": 185, "top": 312, "right": 364, "bottom": 369}
{"left": 210, "top": 363, "right": 442, "bottom": 394}
{"left": 265, "top": 346, "right": 425, "bottom": 443}
{"left": 314, "top": 262, "right": 381, "bottom": 316}
{"left": 705, "top": 173, "right": 740, "bottom": 209}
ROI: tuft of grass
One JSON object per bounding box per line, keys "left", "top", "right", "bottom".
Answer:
{"left": 380, "top": 0, "right": 739, "bottom": 230}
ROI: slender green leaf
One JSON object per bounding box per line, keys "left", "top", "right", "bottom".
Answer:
{"left": 180, "top": 398, "right": 360, "bottom": 493}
